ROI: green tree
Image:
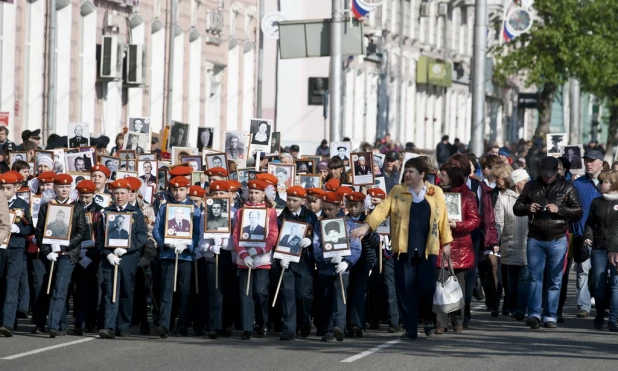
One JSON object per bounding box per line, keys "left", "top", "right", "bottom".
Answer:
{"left": 493, "top": 0, "right": 586, "bottom": 138}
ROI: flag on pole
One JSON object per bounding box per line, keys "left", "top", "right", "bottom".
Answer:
{"left": 501, "top": 0, "right": 517, "bottom": 43}
{"left": 351, "top": 0, "right": 374, "bottom": 21}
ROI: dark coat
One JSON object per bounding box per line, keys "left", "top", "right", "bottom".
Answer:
{"left": 36, "top": 200, "right": 89, "bottom": 264}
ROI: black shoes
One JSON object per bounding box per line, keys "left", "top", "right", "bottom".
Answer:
{"left": 424, "top": 323, "right": 435, "bottom": 337}
{"left": 526, "top": 317, "right": 541, "bottom": 329}
{"left": 321, "top": 332, "right": 334, "bottom": 342}
{"left": 544, "top": 321, "right": 558, "bottom": 329}
{"left": 333, "top": 327, "right": 344, "bottom": 342}
{"left": 280, "top": 333, "right": 296, "bottom": 341}
{"left": 48, "top": 328, "right": 66, "bottom": 338}
{"left": 31, "top": 327, "right": 44, "bottom": 334}
{"left": 594, "top": 316, "right": 604, "bottom": 330}
{"left": 513, "top": 312, "right": 525, "bottom": 321}
{"left": 176, "top": 329, "right": 188, "bottom": 337}
{"left": 388, "top": 325, "right": 401, "bottom": 333}
{"left": 608, "top": 321, "right": 618, "bottom": 332}
{"left": 400, "top": 331, "right": 417, "bottom": 340}
{"left": 16, "top": 311, "right": 29, "bottom": 319}
{"left": 0, "top": 326, "right": 14, "bottom": 337}
{"left": 155, "top": 326, "right": 169, "bottom": 339}
{"left": 241, "top": 331, "right": 252, "bottom": 340}
{"left": 99, "top": 329, "right": 116, "bottom": 339}
{"left": 300, "top": 325, "right": 311, "bottom": 338}
{"left": 72, "top": 327, "right": 84, "bottom": 336}
{"left": 346, "top": 326, "right": 363, "bottom": 338}
{"left": 491, "top": 311, "right": 500, "bottom": 318}
{"left": 117, "top": 330, "right": 130, "bottom": 337}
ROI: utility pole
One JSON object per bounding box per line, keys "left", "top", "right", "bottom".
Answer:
{"left": 166, "top": 0, "right": 177, "bottom": 127}
{"left": 569, "top": 78, "right": 580, "bottom": 144}
{"left": 329, "top": 0, "right": 344, "bottom": 143}
{"left": 396, "top": 0, "right": 405, "bottom": 140}
{"left": 47, "top": 0, "right": 58, "bottom": 142}
{"left": 256, "top": 0, "right": 264, "bottom": 117}
{"left": 470, "top": 0, "right": 487, "bottom": 157}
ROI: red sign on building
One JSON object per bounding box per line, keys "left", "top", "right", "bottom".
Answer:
{"left": 0, "top": 112, "right": 9, "bottom": 127}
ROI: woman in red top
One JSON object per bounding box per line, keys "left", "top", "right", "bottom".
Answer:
{"left": 436, "top": 164, "right": 481, "bottom": 333}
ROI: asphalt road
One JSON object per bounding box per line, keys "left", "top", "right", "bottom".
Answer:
{"left": 1, "top": 281, "right": 617, "bottom": 371}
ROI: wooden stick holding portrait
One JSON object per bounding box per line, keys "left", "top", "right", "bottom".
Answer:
{"left": 174, "top": 252, "right": 179, "bottom": 292}
{"left": 246, "top": 266, "right": 252, "bottom": 296}
{"left": 47, "top": 261, "right": 54, "bottom": 295}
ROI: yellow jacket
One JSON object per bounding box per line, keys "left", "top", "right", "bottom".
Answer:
{"left": 365, "top": 182, "right": 453, "bottom": 258}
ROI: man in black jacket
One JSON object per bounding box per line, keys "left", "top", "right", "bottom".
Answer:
{"left": 513, "top": 156, "right": 583, "bottom": 329}
{"left": 275, "top": 186, "right": 317, "bottom": 340}
{"left": 0, "top": 171, "right": 33, "bottom": 337}
{"left": 97, "top": 179, "right": 148, "bottom": 339}
{"left": 35, "top": 174, "right": 89, "bottom": 337}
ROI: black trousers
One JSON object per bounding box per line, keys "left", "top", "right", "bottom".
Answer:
{"left": 238, "top": 268, "right": 269, "bottom": 332}
{"left": 73, "top": 254, "right": 100, "bottom": 329}
{"left": 367, "top": 256, "right": 399, "bottom": 327}
{"left": 394, "top": 253, "right": 437, "bottom": 337}
{"left": 0, "top": 249, "right": 25, "bottom": 329}
{"left": 29, "top": 253, "right": 48, "bottom": 329}
{"left": 220, "top": 250, "right": 239, "bottom": 330}
{"left": 347, "top": 256, "right": 370, "bottom": 329}
{"left": 101, "top": 251, "right": 140, "bottom": 332}
{"left": 132, "top": 265, "right": 151, "bottom": 328}
{"left": 189, "top": 258, "right": 208, "bottom": 332}
{"left": 316, "top": 273, "right": 349, "bottom": 333}
{"left": 279, "top": 256, "right": 314, "bottom": 335}
{"left": 205, "top": 259, "right": 223, "bottom": 331}
{"left": 159, "top": 259, "right": 191, "bottom": 331}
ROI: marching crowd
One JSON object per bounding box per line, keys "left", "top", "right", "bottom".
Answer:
{"left": 0, "top": 125, "right": 616, "bottom": 345}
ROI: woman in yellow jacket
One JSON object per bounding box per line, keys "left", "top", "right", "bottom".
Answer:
{"left": 352, "top": 157, "right": 453, "bottom": 339}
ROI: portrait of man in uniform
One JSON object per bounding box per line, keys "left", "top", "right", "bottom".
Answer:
{"left": 68, "top": 123, "right": 90, "bottom": 148}
{"left": 278, "top": 225, "right": 303, "bottom": 255}
{"left": 167, "top": 207, "right": 192, "bottom": 237}
{"left": 105, "top": 213, "right": 131, "bottom": 247}
{"left": 225, "top": 134, "right": 245, "bottom": 160}
{"left": 138, "top": 160, "right": 157, "bottom": 185}
{"left": 205, "top": 198, "right": 230, "bottom": 232}
{"left": 47, "top": 209, "right": 69, "bottom": 238}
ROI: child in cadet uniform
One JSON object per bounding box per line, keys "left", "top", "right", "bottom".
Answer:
{"left": 344, "top": 192, "right": 379, "bottom": 337}
{"left": 35, "top": 174, "right": 89, "bottom": 337}
{"left": 188, "top": 185, "right": 208, "bottom": 336}
{"left": 276, "top": 186, "right": 318, "bottom": 341}
{"left": 97, "top": 179, "right": 148, "bottom": 339}
{"left": 233, "top": 180, "right": 279, "bottom": 340}
{"left": 153, "top": 176, "right": 198, "bottom": 338}
{"left": 365, "top": 188, "right": 400, "bottom": 332}
{"left": 72, "top": 180, "right": 103, "bottom": 335}
{"left": 312, "top": 191, "right": 361, "bottom": 342}
{"left": 306, "top": 188, "right": 326, "bottom": 218}
{"left": 0, "top": 171, "right": 33, "bottom": 337}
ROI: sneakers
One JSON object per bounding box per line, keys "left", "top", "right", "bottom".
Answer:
{"left": 387, "top": 325, "right": 401, "bottom": 333}
{"left": 526, "top": 317, "right": 541, "bottom": 329}
{"left": 544, "top": 321, "right": 558, "bottom": 329}
{"left": 577, "top": 310, "right": 590, "bottom": 318}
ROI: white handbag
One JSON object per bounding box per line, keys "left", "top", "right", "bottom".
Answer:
{"left": 432, "top": 255, "right": 464, "bottom": 314}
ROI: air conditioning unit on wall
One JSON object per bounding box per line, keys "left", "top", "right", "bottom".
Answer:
{"left": 438, "top": 3, "right": 448, "bottom": 16}
{"left": 420, "top": 3, "right": 430, "bottom": 17}
{"left": 99, "top": 35, "right": 124, "bottom": 80}
{"left": 125, "top": 44, "right": 146, "bottom": 85}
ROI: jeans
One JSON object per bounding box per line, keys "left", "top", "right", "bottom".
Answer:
{"left": 527, "top": 237, "right": 567, "bottom": 323}
{"left": 503, "top": 264, "right": 529, "bottom": 316}
{"left": 590, "top": 249, "right": 618, "bottom": 323}
{"left": 576, "top": 257, "right": 592, "bottom": 312}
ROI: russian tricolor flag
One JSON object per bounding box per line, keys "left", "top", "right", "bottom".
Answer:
{"left": 501, "top": 0, "right": 516, "bottom": 43}
{"left": 352, "top": 0, "right": 374, "bottom": 21}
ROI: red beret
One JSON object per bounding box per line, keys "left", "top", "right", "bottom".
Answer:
{"left": 110, "top": 179, "right": 131, "bottom": 190}
{"left": 90, "top": 164, "right": 111, "bottom": 178}
{"left": 256, "top": 173, "right": 278, "bottom": 186}
{"left": 169, "top": 165, "right": 192, "bottom": 177}
{"left": 189, "top": 185, "right": 206, "bottom": 197}
{"left": 306, "top": 187, "right": 326, "bottom": 199}
{"left": 1, "top": 171, "right": 23, "bottom": 185}
{"left": 209, "top": 180, "right": 231, "bottom": 192}
{"left": 169, "top": 176, "right": 190, "bottom": 188}
{"left": 37, "top": 171, "right": 56, "bottom": 183}
{"left": 205, "top": 167, "right": 228, "bottom": 177}
{"left": 248, "top": 180, "right": 268, "bottom": 191}
{"left": 54, "top": 174, "right": 73, "bottom": 185}
{"left": 336, "top": 186, "right": 354, "bottom": 198}
{"left": 324, "top": 178, "right": 340, "bottom": 191}
{"left": 76, "top": 180, "right": 96, "bottom": 194}
{"left": 323, "top": 191, "right": 343, "bottom": 205}
{"left": 125, "top": 177, "right": 142, "bottom": 192}
{"left": 286, "top": 186, "right": 306, "bottom": 198}
{"left": 346, "top": 192, "right": 366, "bottom": 202}
{"left": 228, "top": 180, "right": 242, "bottom": 192}
{"left": 368, "top": 188, "right": 386, "bottom": 199}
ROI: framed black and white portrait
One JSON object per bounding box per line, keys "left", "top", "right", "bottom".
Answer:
{"left": 68, "top": 123, "right": 90, "bottom": 148}
{"left": 350, "top": 152, "right": 375, "bottom": 186}
{"left": 204, "top": 197, "right": 231, "bottom": 235}
{"left": 330, "top": 142, "right": 351, "bottom": 168}
{"left": 240, "top": 207, "right": 268, "bottom": 242}
{"left": 128, "top": 117, "right": 151, "bottom": 135}
{"left": 9, "top": 151, "right": 27, "bottom": 167}
{"left": 17, "top": 189, "right": 30, "bottom": 205}
{"left": 269, "top": 164, "right": 295, "bottom": 191}
{"left": 138, "top": 160, "right": 158, "bottom": 186}
{"left": 123, "top": 132, "right": 148, "bottom": 155}
{"left": 157, "top": 169, "right": 168, "bottom": 192}
{"left": 140, "top": 185, "right": 155, "bottom": 204}
{"left": 104, "top": 212, "right": 133, "bottom": 248}
{"left": 171, "top": 147, "right": 199, "bottom": 166}
{"left": 168, "top": 121, "right": 189, "bottom": 148}
{"left": 197, "top": 127, "right": 215, "bottom": 152}
{"left": 100, "top": 156, "right": 120, "bottom": 180}
{"left": 42, "top": 204, "right": 74, "bottom": 246}
{"left": 444, "top": 192, "right": 463, "bottom": 222}
{"left": 224, "top": 131, "right": 248, "bottom": 162}
{"left": 205, "top": 153, "right": 228, "bottom": 171}
{"left": 117, "top": 150, "right": 136, "bottom": 160}
{"left": 269, "top": 132, "right": 281, "bottom": 155}
{"left": 249, "top": 119, "right": 272, "bottom": 153}
{"left": 94, "top": 193, "right": 111, "bottom": 209}
{"left": 138, "top": 153, "right": 156, "bottom": 161}
{"left": 164, "top": 204, "right": 194, "bottom": 244}
{"left": 372, "top": 176, "right": 386, "bottom": 194}
{"left": 273, "top": 220, "right": 309, "bottom": 262}
{"left": 116, "top": 171, "right": 138, "bottom": 180}
{"left": 65, "top": 152, "right": 93, "bottom": 172}
{"left": 295, "top": 159, "right": 314, "bottom": 174}
{"left": 236, "top": 168, "right": 256, "bottom": 188}
{"left": 298, "top": 174, "right": 321, "bottom": 189}
{"left": 180, "top": 156, "right": 202, "bottom": 172}
{"left": 68, "top": 172, "right": 90, "bottom": 191}
{"left": 562, "top": 145, "right": 584, "bottom": 174}
{"left": 320, "top": 217, "right": 351, "bottom": 258}
{"left": 547, "top": 133, "right": 567, "bottom": 156}
{"left": 52, "top": 149, "right": 65, "bottom": 173}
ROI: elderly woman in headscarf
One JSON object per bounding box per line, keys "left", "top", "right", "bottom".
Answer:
{"left": 36, "top": 155, "right": 54, "bottom": 175}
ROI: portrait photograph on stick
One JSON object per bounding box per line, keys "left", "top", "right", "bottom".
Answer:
{"left": 123, "top": 132, "right": 148, "bottom": 155}
{"left": 42, "top": 204, "right": 74, "bottom": 246}
{"left": 139, "top": 185, "right": 155, "bottom": 204}
{"left": 547, "top": 133, "right": 567, "bottom": 156}
{"left": 295, "top": 159, "right": 314, "bottom": 174}
{"left": 239, "top": 207, "right": 268, "bottom": 244}
{"left": 268, "top": 164, "right": 295, "bottom": 191}
{"left": 138, "top": 160, "right": 158, "bottom": 186}
{"left": 330, "top": 142, "right": 351, "bottom": 168}
{"left": 128, "top": 117, "right": 151, "bottom": 134}
{"left": 444, "top": 192, "right": 463, "bottom": 222}
{"left": 350, "top": 152, "right": 375, "bottom": 185}
{"left": 65, "top": 152, "right": 93, "bottom": 172}
{"left": 269, "top": 132, "right": 281, "bottom": 155}
{"left": 197, "top": 127, "right": 215, "bottom": 152}
{"left": 168, "top": 121, "right": 189, "bottom": 148}
{"left": 53, "top": 149, "right": 66, "bottom": 173}
{"left": 68, "top": 122, "right": 90, "bottom": 148}
{"left": 94, "top": 192, "right": 111, "bottom": 208}
{"left": 171, "top": 147, "right": 199, "bottom": 165}
{"left": 249, "top": 119, "right": 273, "bottom": 152}
{"left": 104, "top": 212, "right": 133, "bottom": 248}
{"left": 205, "top": 153, "right": 228, "bottom": 171}
{"left": 273, "top": 220, "right": 309, "bottom": 262}
{"left": 68, "top": 172, "right": 90, "bottom": 191}
{"left": 100, "top": 156, "right": 120, "bottom": 180}
{"left": 9, "top": 151, "right": 27, "bottom": 167}
{"left": 562, "top": 145, "right": 584, "bottom": 175}
{"left": 320, "top": 217, "right": 351, "bottom": 258}
{"left": 164, "top": 204, "right": 194, "bottom": 245}
{"left": 224, "top": 131, "right": 249, "bottom": 166}
{"left": 204, "top": 197, "right": 231, "bottom": 235}
{"left": 180, "top": 156, "right": 202, "bottom": 172}
{"left": 298, "top": 174, "right": 321, "bottom": 189}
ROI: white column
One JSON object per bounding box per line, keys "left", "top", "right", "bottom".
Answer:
{"left": 415, "top": 86, "right": 426, "bottom": 149}
{"left": 365, "top": 74, "right": 378, "bottom": 143}
{"left": 149, "top": 24, "right": 165, "bottom": 133}
{"left": 103, "top": 81, "right": 123, "bottom": 136}
{"left": 55, "top": 3, "right": 72, "bottom": 135}
{"left": 171, "top": 31, "right": 185, "bottom": 122}
{"left": 226, "top": 43, "right": 240, "bottom": 131}
{"left": 354, "top": 69, "right": 365, "bottom": 141}
{"left": 0, "top": 2, "right": 16, "bottom": 134}
{"left": 241, "top": 46, "right": 254, "bottom": 131}
{"left": 24, "top": 0, "right": 46, "bottom": 131}
{"left": 399, "top": 80, "right": 407, "bottom": 142}
{"left": 127, "top": 21, "right": 145, "bottom": 118}
{"left": 406, "top": 80, "right": 416, "bottom": 144}
{"left": 207, "top": 69, "right": 223, "bottom": 147}
{"left": 188, "top": 34, "right": 202, "bottom": 145}
{"left": 343, "top": 69, "right": 354, "bottom": 139}
{"left": 80, "top": 5, "right": 97, "bottom": 125}
{"left": 434, "top": 89, "right": 443, "bottom": 147}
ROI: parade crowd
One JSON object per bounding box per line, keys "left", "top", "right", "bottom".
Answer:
{"left": 0, "top": 126, "right": 616, "bottom": 344}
